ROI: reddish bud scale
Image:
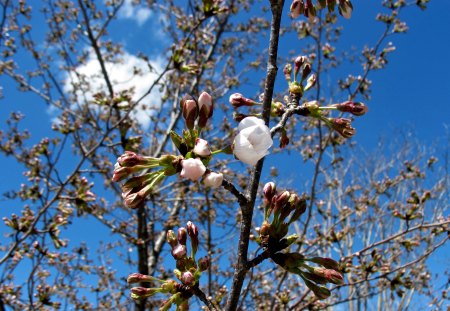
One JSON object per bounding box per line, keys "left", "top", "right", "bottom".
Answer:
{"left": 198, "top": 256, "right": 210, "bottom": 272}
{"left": 335, "top": 101, "right": 368, "bottom": 116}
{"left": 329, "top": 118, "right": 355, "bottom": 138}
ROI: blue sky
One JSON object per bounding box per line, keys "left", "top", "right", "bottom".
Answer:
{"left": 0, "top": 0, "right": 449, "bottom": 308}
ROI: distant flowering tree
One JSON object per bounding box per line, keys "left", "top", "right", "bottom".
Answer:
{"left": 0, "top": 0, "right": 448, "bottom": 310}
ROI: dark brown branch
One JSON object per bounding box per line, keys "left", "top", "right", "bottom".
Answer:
{"left": 192, "top": 286, "right": 220, "bottom": 311}
{"left": 225, "top": 1, "right": 285, "bottom": 310}
{"left": 221, "top": 178, "right": 247, "bottom": 206}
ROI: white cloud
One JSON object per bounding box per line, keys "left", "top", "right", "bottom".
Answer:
{"left": 118, "top": 0, "right": 152, "bottom": 26}
{"left": 63, "top": 50, "right": 165, "bottom": 128}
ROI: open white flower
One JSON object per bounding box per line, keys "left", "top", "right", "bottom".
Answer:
{"left": 180, "top": 158, "right": 206, "bottom": 181}
{"left": 233, "top": 117, "right": 273, "bottom": 165}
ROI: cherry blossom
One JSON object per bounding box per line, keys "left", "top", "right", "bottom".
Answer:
{"left": 233, "top": 117, "right": 273, "bottom": 165}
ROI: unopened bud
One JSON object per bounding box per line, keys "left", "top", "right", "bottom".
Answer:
{"left": 304, "top": 74, "right": 317, "bottom": 91}
{"left": 160, "top": 279, "right": 178, "bottom": 294}
{"left": 198, "top": 91, "right": 213, "bottom": 128}
{"left": 290, "top": 0, "right": 304, "bottom": 19}
{"left": 263, "top": 182, "right": 277, "bottom": 206}
{"left": 186, "top": 221, "right": 198, "bottom": 238}
{"left": 308, "top": 257, "right": 340, "bottom": 270}
{"left": 334, "top": 101, "right": 368, "bottom": 116}
{"left": 338, "top": 0, "right": 353, "bottom": 19}
{"left": 177, "top": 228, "right": 187, "bottom": 245}
{"left": 303, "top": 278, "right": 331, "bottom": 300}
{"left": 198, "top": 256, "right": 210, "bottom": 272}
{"left": 180, "top": 271, "right": 195, "bottom": 286}
{"left": 280, "top": 132, "right": 290, "bottom": 149}
{"left": 294, "top": 56, "right": 306, "bottom": 79}
{"left": 180, "top": 95, "right": 198, "bottom": 130}
{"left": 172, "top": 244, "right": 187, "bottom": 260}
{"left": 167, "top": 230, "right": 177, "bottom": 248}
{"left": 313, "top": 267, "right": 344, "bottom": 285}
{"left": 301, "top": 63, "right": 312, "bottom": 82}
{"left": 283, "top": 64, "right": 292, "bottom": 81}
{"left": 229, "top": 93, "right": 258, "bottom": 108}
{"left": 328, "top": 118, "right": 355, "bottom": 138}
{"left": 271, "top": 101, "right": 286, "bottom": 117}
{"left": 130, "top": 287, "right": 160, "bottom": 299}
{"left": 193, "top": 138, "right": 212, "bottom": 157}
{"left": 127, "top": 273, "right": 155, "bottom": 284}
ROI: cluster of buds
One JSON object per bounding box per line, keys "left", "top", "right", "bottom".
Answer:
{"left": 167, "top": 222, "right": 210, "bottom": 286}
{"left": 271, "top": 254, "right": 344, "bottom": 299}
{"left": 127, "top": 274, "right": 191, "bottom": 310}
{"left": 290, "top": 0, "right": 353, "bottom": 21}
{"left": 180, "top": 92, "right": 213, "bottom": 129}
{"left": 112, "top": 151, "right": 180, "bottom": 208}
{"left": 303, "top": 100, "right": 368, "bottom": 138}
{"left": 257, "top": 183, "right": 344, "bottom": 300}
{"left": 258, "top": 182, "right": 307, "bottom": 249}
{"left": 284, "top": 56, "right": 316, "bottom": 102}
{"left": 128, "top": 222, "right": 210, "bottom": 309}
{"left": 113, "top": 150, "right": 224, "bottom": 207}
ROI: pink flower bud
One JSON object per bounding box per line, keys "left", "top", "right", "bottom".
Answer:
{"left": 130, "top": 287, "right": 159, "bottom": 299}
{"left": 177, "top": 227, "right": 187, "bottom": 245}
{"left": 198, "top": 91, "right": 213, "bottom": 128}
{"left": 334, "top": 101, "right": 368, "bottom": 116}
{"left": 301, "top": 63, "right": 312, "bottom": 81}
{"left": 338, "top": 0, "right": 353, "bottom": 19}
{"left": 203, "top": 171, "right": 223, "bottom": 188}
{"left": 290, "top": 0, "right": 304, "bottom": 18}
{"left": 308, "top": 257, "right": 340, "bottom": 270}
{"left": 181, "top": 95, "right": 198, "bottom": 130}
{"left": 229, "top": 93, "right": 258, "bottom": 108}
{"left": 127, "top": 273, "right": 153, "bottom": 284}
{"left": 186, "top": 221, "right": 198, "bottom": 238}
{"left": 294, "top": 56, "right": 306, "bottom": 78}
{"left": 180, "top": 271, "right": 195, "bottom": 286}
{"left": 193, "top": 138, "right": 212, "bottom": 157}
{"left": 180, "top": 158, "right": 206, "bottom": 181}
{"left": 171, "top": 244, "right": 187, "bottom": 260}
{"left": 263, "top": 182, "right": 277, "bottom": 205}
{"left": 123, "top": 192, "right": 145, "bottom": 209}
{"left": 313, "top": 267, "right": 344, "bottom": 285}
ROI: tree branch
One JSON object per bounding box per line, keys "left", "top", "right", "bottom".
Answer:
{"left": 226, "top": 1, "right": 285, "bottom": 310}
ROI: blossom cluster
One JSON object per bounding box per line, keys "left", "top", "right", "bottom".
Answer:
{"left": 127, "top": 221, "right": 210, "bottom": 310}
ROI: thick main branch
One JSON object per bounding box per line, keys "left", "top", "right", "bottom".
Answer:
{"left": 225, "top": 1, "right": 285, "bottom": 310}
